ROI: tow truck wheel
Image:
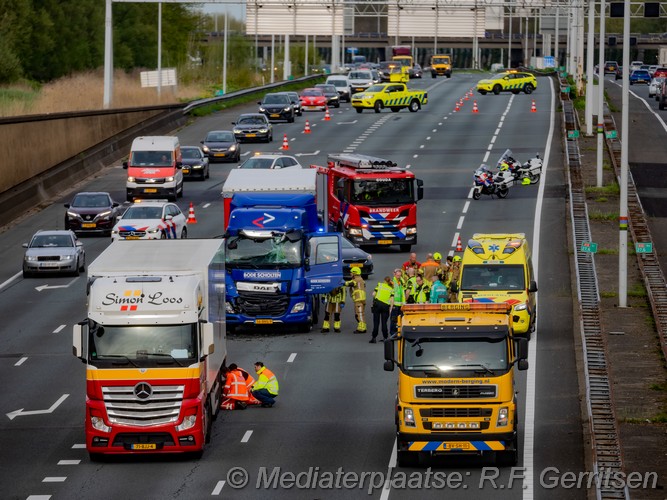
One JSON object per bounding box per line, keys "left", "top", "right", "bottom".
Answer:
{"left": 493, "top": 84, "right": 502, "bottom": 95}
{"left": 397, "top": 450, "right": 418, "bottom": 467}
{"left": 408, "top": 99, "right": 420, "bottom": 112}
{"left": 374, "top": 101, "right": 384, "bottom": 113}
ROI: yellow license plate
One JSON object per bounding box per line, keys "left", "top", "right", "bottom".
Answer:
{"left": 246, "top": 134, "right": 256, "bottom": 138}
{"left": 144, "top": 188, "right": 157, "bottom": 193}
{"left": 124, "top": 236, "right": 140, "bottom": 240}
{"left": 378, "top": 240, "right": 392, "bottom": 245}
{"left": 82, "top": 223, "right": 96, "bottom": 228}
{"left": 255, "top": 319, "right": 273, "bottom": 325}
{"left": 350, "top": 263, "right": 363, "bottom": 268}
{"left": 182, "top": 169, "right": 190, "bottom": 174}
{"left": 445, "top": 442, "right": 470, "bottom": 450}
{"left": 131, "top": 443, "right": 156, "bottom": 450}
{"left": 270, "top": 114, "right": 280, "bottom": 118}
{"left": 214, "top": 153, "right": 225, "bottom": 157}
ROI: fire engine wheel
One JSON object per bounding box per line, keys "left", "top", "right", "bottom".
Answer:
{"left": 528, "top": 172, "right": 540, "bottom": 184}
{"left": 408, "top": 100, "right": 420, "bottom": 112}
{"left": 472, "top": 189, "right": 482, "bottom": 200}
{"left": 374, "top": 101, "right": 384, "bottom": 113}
{"left": 497, "top": 186, "right": 509, "bottom": 198}
{"left": 397, "top": 450, "right": 419, "bottom": 467}
{"left": 493, "top": 84, "right": 502, "bottom": 95}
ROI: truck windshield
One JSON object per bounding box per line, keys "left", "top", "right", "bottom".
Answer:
{"left": 131, "top": 151, "right": 173, "bottom": 166}
{"left": 432, "top": 57, "right": 450, "bottom": 64}
{"left": 88, "top": 323, "right": 197, "bottom": 366}
{"left": 460, "top": 264, "right": 525, "bottom": 291}
{"left": 351, "top": 178, "right": 414, "bottom": 205}
{"left": 403, "top": 337, "right": 509, "bottom": 374}
{"left": 226, "top": 234, "right": 302, "bottom": 267}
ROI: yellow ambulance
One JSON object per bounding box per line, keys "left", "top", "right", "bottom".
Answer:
{"left": 451, "top": 233, "right": 537, "bottom": 338}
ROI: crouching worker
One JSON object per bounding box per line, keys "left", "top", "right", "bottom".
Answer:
{"left": 230, "top": 363, "right": 261, "bottom": 406}
{"left": 221, "top": 366, "right": 251, "bottom": 410}
{"left": 251, "top": 361, "right": 280, "bottom": 408}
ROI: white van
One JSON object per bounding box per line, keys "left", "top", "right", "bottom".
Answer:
{"left": 325, "top": 75, "right": 351, "bottom": 102}
{"left": 123, "top": 136, "right": 184, "bottom": 202}
{"left": 347, "top": 69, "right": 375, "bottom": 95}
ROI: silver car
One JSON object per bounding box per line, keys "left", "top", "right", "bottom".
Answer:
{"left": 23, "top": 230, "right": 85, "bottom": 278}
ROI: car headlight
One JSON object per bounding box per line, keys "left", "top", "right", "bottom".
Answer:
{"left": 291, "top": 302, "right": 306, "bottom": 313}
{"left": 166, "top": 176, "right": 175, "bottom": 182}
{"left": 91, "top": 416, "right": 111, "bottom": 433}
{"left": 233, "top": 129, "right": 241, "bottom": 134}
{"left": 284, "top": 107, "right": 291, "bottom": 112}
{"left": 259, "top": 128, "right": 268, "bottom": 133}
{"left": 513, "top": 303, "right": 527, "bottom": 311}
{"left": 66, "top": 211, "right": 79, "bottom": 218}
{"left": 202, "top": 145, "right": 210, "bottom": 153}
{"left": 229, "top": 144, "right": 237, "bottom": 151}
{"left": 348, "top": 228, "right": 362, "bottom": 236}
{"left": 404, "top": 407, "right": 416, "bottom": 427}
{"left": 406, "top": 227, "right": 417, "bottom": 235}
{"left": 25, "top": 255, "right": 38, "bottom": 262}
{"left": 176, "top": 414, "right": 197, "bottom": 431}
{"left": 127, "top": 176, "right": 136, "bottom": 182}
{"left": 192, "top": 164, "right": 203, "bottom": 169}
{"left": 61, "top": 255, "right": 74, "bottom": 261}
{"left": 225, "top": 301, "right": 236, "bottom": 314}
{"left": 147, "top": 228, "right": 161, "bottom": 234}
{"left": 259, "top": 107, "right": 266, "bottom": 112}
{"left": 497, "top": 407, "right": 509, "bottom": 427}
{"left": 97, "top": 210, "right": 112, "bottom": 219}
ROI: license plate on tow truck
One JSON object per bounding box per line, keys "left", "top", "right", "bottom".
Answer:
{"left": 378, "top": 240, "right": 392, "bottom": 245}
{"left": 131, "top": 443, "right": 156, "bottom": 450}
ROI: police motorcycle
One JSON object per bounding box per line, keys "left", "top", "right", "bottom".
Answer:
{"left": 497, "top": 149, "right": 543, "bottom": 185}
{"left": 472, "top": 165, "right": 511, "bottom": 200}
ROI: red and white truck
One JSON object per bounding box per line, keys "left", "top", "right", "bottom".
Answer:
{"left": 311, "top": 154, "right": 424, "bottom": 251}
{"left": 73, "top": 239, "right": 226, "bottom": 458}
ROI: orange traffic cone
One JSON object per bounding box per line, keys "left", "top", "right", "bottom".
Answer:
{"left": 464, "top": 92, "right": 470, "bottom": 101}
{"left": 454, "top": 101, "right": 460, "bottom": 112}
{"left": 187, "top": 202, "right": 198, "bottom": 224}
{"left": 531, "top": 100, "right": 537, "bottom": 113}
{"left": 472, "top": 100, "right": 479, "bottom": 113}
{"left": 456, "top": 235, "right": 463, "bottom": 252}
{"left": 303, "top": 120, "right": 311, "bottom": 134}
{"left": 324, "top": 107, "right": 331, "bottom": 121}
{"left": 281, "top": 133, "right": 289, "bottom": 150}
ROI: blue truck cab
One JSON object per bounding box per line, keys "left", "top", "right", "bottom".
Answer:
{"left": 224, "top": 192, "right": 344, "bottom": 332}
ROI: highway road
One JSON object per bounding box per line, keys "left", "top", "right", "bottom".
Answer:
{"left": 0, "top": 73, "right": 587, "bottom": 499}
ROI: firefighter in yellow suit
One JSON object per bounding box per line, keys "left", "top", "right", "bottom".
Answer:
{"left": 322, "top": 286, "right": 346, "bottom": 333}
{"left": 346, "top": 267, "right": 367, "bottom": 333}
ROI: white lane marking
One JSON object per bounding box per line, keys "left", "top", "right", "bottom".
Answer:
{"left": 467, "top": 187, "right": 475, "bottom": 199}
{"left": 42, "top": 477, "right": 66, "bottom": 483}
{"left": 419, "top": 145, "right": 424, "bottom": 149}
{"left": 53, "top": 325, "right": 66, "bottom": 334}
{"left": 0, "top": 271, "right": 22, "bottom": 291}
{"left": 495, "top": 127, "right": 501, "bottom": 134}
{"left": 462, "top": 201, "right": 470, "bottom": 214}
{"left": 450, "top": 232, "right": 460, "bottom": 247}
{"left": 203, "top": 203, "right": 211, "bottom": 209}
{"left": 212, "top": 480, "right": 225, "bottom": 495}
{"left": 457, "top": 216, "right": 465, "bottom": 230}
{"left": 71, "top": 444, "right": 86, "bottom": 449}
{"left": 287, "top": 353, "right": 297, "bottom": 363}
{"left": 490, "top": 136, "right": 497, "bottom": 144}
{"left": 15, "top": 357, "right": 28, "bottom": 366}
{"left": 57, "top": 460, "right": 80, "bottom": 465}
{"left": 7, "top": 394, "right": 69, "bottom": 420}
{"left": 405, "top": 164, "right": 411, "bottom": 169}
{"left": 432, "top": 129, "right": 437, "bottom": 132}
{"left": 241, "top": 430, "right": 253, "bottom": 443}
{"left": 35, "top": 277, "right": 79, "bottom": 292}
{"left": 426, "top": 137, "right": 431, "bottom": 140}
{"left": 27, "top": 496, "right": 51, "bottom": 500}
{"left": 487, "top": 144, "right": 493, "bottom": 150}
{"left": 379, "top": 438, "right": 398, "bottom": 500}
{"left": 522, "top": 75, "right": 555, "bottom": 500}
{"left": 483, "top": 151, "right": 490, "bottom": 163}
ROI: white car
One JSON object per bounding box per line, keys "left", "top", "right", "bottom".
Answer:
{"left": 325, "top": 75, "right": 351, "bottom": 102}
{"left": 649, "top": 77, "right": 665, "bottom": 98}
{"left": 111, "top": 200, "right": 187, "bottom": 241}
{"left": 629, "top": 60, "right": 644, "bottom": 72}
{"left": 237, "top": 153, "right": 302, "bottom": 169}
{"left": 348, "top": 69, "right": 375, "bottom": 95}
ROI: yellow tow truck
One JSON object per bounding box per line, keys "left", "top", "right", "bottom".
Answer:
{"left": 384, "top": 303, "right": 528, "bottom": 467}
{"left": 430, "top": 54, "right": 452, "bottom": 78}
{"left": 351, "top": 83, "right": 428, "bottom": 114}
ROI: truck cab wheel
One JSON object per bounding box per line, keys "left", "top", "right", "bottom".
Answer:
{"left": 397, "top": 450, "right": 418, "bottom": 467}
{"left": 408, "top": 100, "right": 420, "bottom": 112}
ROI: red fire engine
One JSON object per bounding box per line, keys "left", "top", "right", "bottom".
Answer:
{"left": 311, "top": 154, "right": 423, "bottom": 251}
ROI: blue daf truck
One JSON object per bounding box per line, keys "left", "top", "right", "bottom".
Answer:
{"left": 222, "top": 169, "right": 344, "bottom": 332}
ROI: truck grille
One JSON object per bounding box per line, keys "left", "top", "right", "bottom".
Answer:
{"left": 415, "top": 385, "right": 497, "bottom": 399}
{"left": 135, "top": 178, "right": 166, "bottom": 184}
{"left": 420, "top": 408, "right": 493, "bottom": 418}
{"left": 102, "top": 384, "right": 184, "bottom": 427}
{"left": 237, "top": 291, "right": 290, "bottom": 316}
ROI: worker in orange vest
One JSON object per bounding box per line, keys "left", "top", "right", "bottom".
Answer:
{"left": 221, "top": 366, "right": 251, "bottom": 410}
{"left": 230, "top": 363, "right": 261, "bottom": 406}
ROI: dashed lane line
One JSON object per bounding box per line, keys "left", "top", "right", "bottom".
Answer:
{"left": 241, "top": 430, "right": 253, "bottom": 443}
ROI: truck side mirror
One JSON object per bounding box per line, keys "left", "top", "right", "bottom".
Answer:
{"left": 384, "top": 338, "right": 394, "bottom": 362}
{"left": 516, "top": 337, "right": 528, "bottom": 360}
{"left": 336, "top": 178, "right": 345, "bottom": 201}
{"left": 384, "top": 360, "right": 395, "bottom": 372}
{"left": 201, "top": 323, "right": 215, "bottom": 358}
{"left": 528, "top": 280, "right": 538, "bottom": 293}
{"left": 73, "top": 323, "right": 85, "bottom": 362}
{"left": 517, "top": 359, "right": 529, "bottom": 371}
{"left": 416, "top": 179, "right": 424, "bottom": 201}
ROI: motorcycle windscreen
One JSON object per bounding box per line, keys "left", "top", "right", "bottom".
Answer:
{"left": 305, "top": 233, "right": 344, "bottom": 293}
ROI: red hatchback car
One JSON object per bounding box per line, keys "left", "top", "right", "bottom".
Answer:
{"left": 652, "top": 67, "right": 667, "bottom": 78}
{"left": 299, "top": 88, "right": 328, "bottom": 111}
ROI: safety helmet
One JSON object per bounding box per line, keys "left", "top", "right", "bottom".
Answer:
{"left": 453, "top": 256, "right": 462, "bottom": 262}
{"left": 350, "top": 267, "right": 362, "bottom": 275}
{"left": 433, "top": 252, "right": 442, "bottom": 261}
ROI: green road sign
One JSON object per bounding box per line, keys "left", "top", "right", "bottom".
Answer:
{"left": 580, "top": 241, "right": 598, "bottom": 253}
{"left": 635, "top": 242, "right": 653, "bottom": 253}
{"left": 605, "top": 130, "right": 617, "bottom": 139}
{"left": 568, "top": 130, "right": 580, "bottom": 139}
{"left": 561, "top": 86, "right": 571, "bottom": 94}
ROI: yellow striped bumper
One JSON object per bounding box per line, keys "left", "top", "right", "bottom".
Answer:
{"left": 408, "top": 441, "right": 507, "bottom": 452}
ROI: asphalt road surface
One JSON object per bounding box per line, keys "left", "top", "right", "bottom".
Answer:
{"left": 0, "top": 73, "right": 588, "bottom": 500}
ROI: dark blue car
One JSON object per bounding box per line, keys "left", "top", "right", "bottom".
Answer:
{"left": 629, "top": 69, "right": 651, "bottom": 85}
